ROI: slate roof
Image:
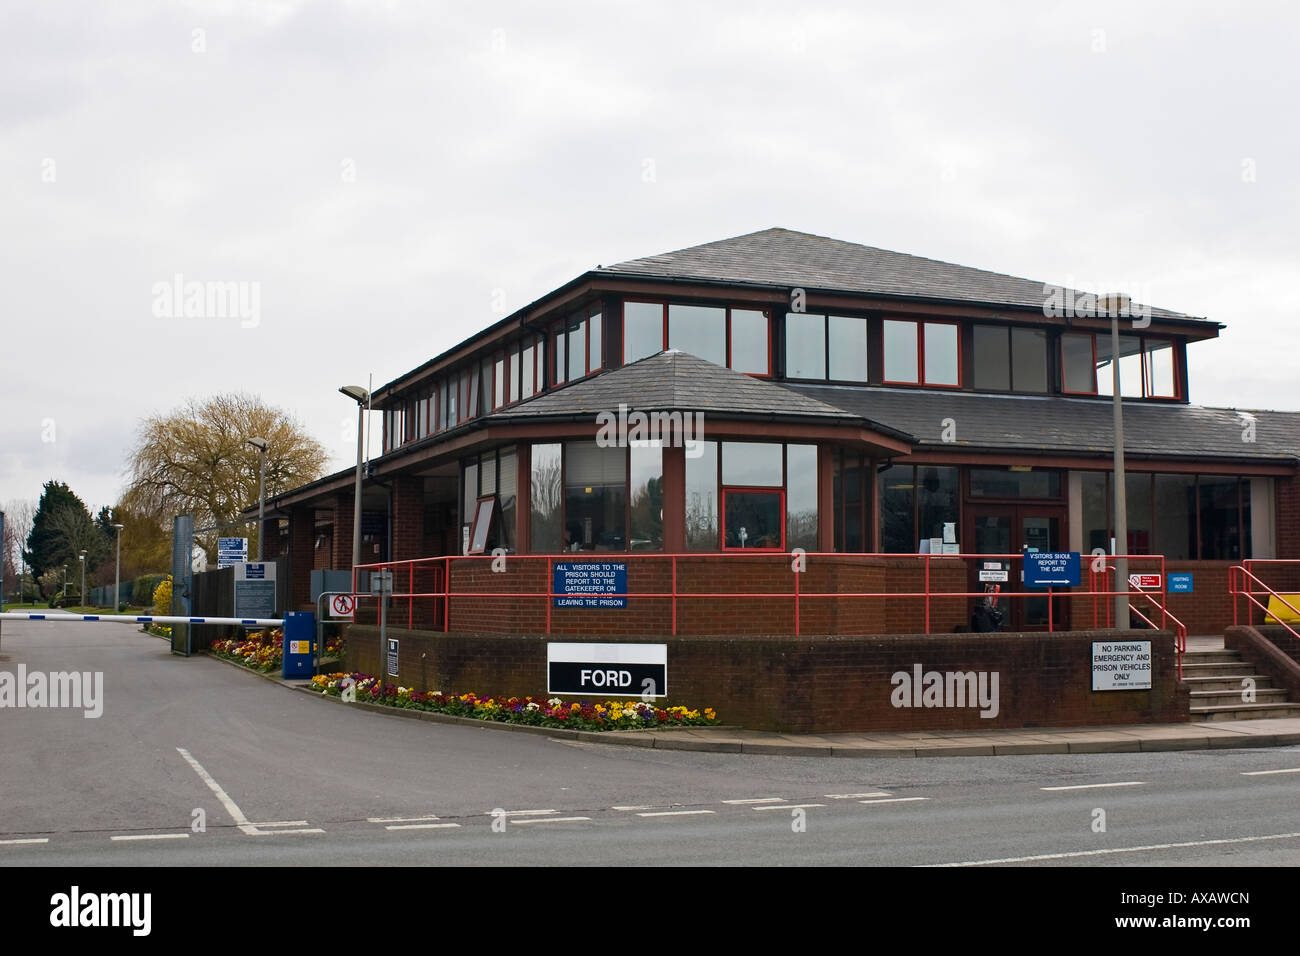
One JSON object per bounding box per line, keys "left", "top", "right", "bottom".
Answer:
{"left": 789, "top": 383, "right": 1300, "bottom": 464}
{"left": 486, "top": 350, "right": 910, "bottom": 440}
{"left": 597, "top": 228, "right": 1207, "bottom": 323}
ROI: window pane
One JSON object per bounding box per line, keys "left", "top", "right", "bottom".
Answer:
{"left": 730, "top": 309, "right": 768, "bottom": 374}
{"left": 924, "top": 323, "right": 959, "bottom": 386}
{"left": 878, "top": 464, "right": 915, "bottom": 553}
{"left": 685, "top": 441, "right": 718, "bottom": 550}
{"left": 564, "top": 442, "right": 627, "bottom": 551}
{"left": 1144, "top": 339, "right": 1176, "bottom": 397}
{"left": 883, "top": 320, "right": 918, "bottom": 383}
{"left": 722, "top": 441, "right": 782, "bottom": 486}
{"left": 480, "top": 455, "right": 496, "bottom": 496}
{"left": 521, "top": 344, "right": 535, "bottom": 399}
{"left": 724, "top": 491, "right": 783, "bottom": 549}
{"left": 1199, "top": 476, "right": 1242, "bottom": 560}
{"left": 496, "top": 447, "right": 517, "bottom": 551}
{"left": 917, "top": 466, "right": 958, "bottom": 544}
{"left": 463, "top": 462, "right": 478, "bottom": 525}
{"left": 1154, "top": 474, "right": 1194, "bottom": 560}
{"left": 785, "top": 312, "right": 825, "bottom": 379}
{"left": 1096, "top": 334, "right": 1142, "bottom": 398}
{"left": 508, "top": 350, "right": 519, "bottom": 404}
{"left": 1125, "top": 473, "right": 1152, "bottom": 554}
{"left": 1011, "top": 328, "right": 1047, "bottom": 392}
{"left": 969, "top": 468, "right": 1061, "bottom": 498}
{"left": 554, "top": 331, "right": 566, "bottom": 385}
{"left": 1061, "top": 333, "right": 1095, "bottom": 393}
{"left": 668, "top": 304, "right": 726, "bottom": 366}
{"left": 588, "top": 305, "right": 602, "bottom": 370}
{"left": 624, "top": 301, "right": 662, "bottom": 362}
{"left": 567, "top": 316, "right": 586, "bottom": 380}
{"left": 629, "top": 441, "right": 663, "bottom": 550}
{"left": 786, "top": 444, "right": 818, "bottom": 551}
{"left": 827, "top": 315, "right": 868, "bottom": 382}
{"left": 1081, "top": 472, "right": 1109, "bottom": 553}
{"left": 529, "top": 443, "right": 563, "bottom": 553}
{"left": 973, "top": 326, "right": 1009, "bottom": 391}
{"left": 494, "top": 359, "right": 505, "bottom": 408}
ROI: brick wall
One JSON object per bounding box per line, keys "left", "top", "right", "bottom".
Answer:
{"left": 343, "top": 626, "right": 1187, "bottom": 733}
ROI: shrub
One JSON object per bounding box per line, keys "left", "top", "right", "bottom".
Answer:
{"left": 152, "top": 576, "right": 172, "bottom": 616}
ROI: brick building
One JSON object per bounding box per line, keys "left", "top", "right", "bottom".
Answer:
{"left": 260, "top": 228, "right": 1300, "bottom": 637}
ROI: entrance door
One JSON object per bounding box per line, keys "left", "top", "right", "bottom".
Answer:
{"left": 968, "top": 505, "right": 1069, "bottom": 630}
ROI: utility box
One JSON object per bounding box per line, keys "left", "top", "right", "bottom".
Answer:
{"left": 282, "top": 611, "right": 315, "bottom": 679}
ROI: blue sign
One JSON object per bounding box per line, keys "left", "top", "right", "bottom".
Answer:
{"left": 1168, "top": 573, "right": 1194, "bottom": 593}
{"left": 553, "top": 562, "right": 627, "bottom": 608}
{"left": 1024, "top": 551, "right": 1081, "bottom": 588}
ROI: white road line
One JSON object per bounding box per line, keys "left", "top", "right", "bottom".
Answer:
{"left": 923, "top": 831, "right": 1300, "bottom": 867}
{"left": 1040, "top": 781, "right": 1145, "bottom": 791}
{"left": 368, "top": 815, "right": 443, "bottom": 823}
{"left": 176, "top": 747, "right": 320, "bottom": 837}
{"left": 612, "top": 805, "right": 664, "bottom": 812}
{"left": 859, "top": 797, "right": 930, "bottom": 805}
{"left": 486, "top": 809, "right": 557, "bottom": 817}
{"left": 511, "top": 816, "right": 591, "bottom": 825}
{"left": 826, "top": 792, "right": 891, "bottom": 799}
{"left": 0, "top": 838, "right": 49, "bottom": 845}
{"left": 249, "top": 820, "right": 308, "bottom": 827}
{"left": 721, "top": 797, "right": 786, "bottom": 805}
{"left": 1241, "top": 768, "right": 1300, "bottom": 776}
{"left": 637, "top": 810, "right": 716, "bottom": 818}
{"left": 110, "top": 833, "right": 190, "bottom": 842}
{"left": 752, "top": 803, "right": 826, "bottom": 811}
{"left": 385, "top": 823, "right": 461, "bottom": 831}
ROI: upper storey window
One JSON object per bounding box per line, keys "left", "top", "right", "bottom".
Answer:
{"left": 624, "top": 300, "right": 771, "bottom": 375}
{"left": 882, "top": 319, "right": 959, "bottom": 387}
{"left": 1068, "top": 332, "right": 1180, "bottom": 399}
{"left": 784, "top": 313, "right": 868, "bottom": 382}
{"left": 973, "top": 325, "right": 1047, "bottom": 393}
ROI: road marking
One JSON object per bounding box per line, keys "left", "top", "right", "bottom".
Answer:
{"left": 859, "top": 797, "right": 929, "bottom": 805}
{"left": 1040, "top": 781, "right": 1145, "bottom": 791}
{"left": 752, "top": 803, "right": 826, "bottom": 811}
{"left": 636, "top": 810, "right": 716, "bottom": 818}
{"left": 612, "top": 805, "right": 666, "bottom": 812}
{"left": 0, "top": 838, "right": 49, "bottom": 845}
{"left": 385, "top": 823, "right": 461, "bottom": 831}
{"left": 722, "top": 797, "right": 786, "bottom": 805}
{"left": 826, "top": 792, "right": 891, "bottom": 799}
{"left": 249, "top": 820, "right": 308, "bottom": 827}
{"left": 260, "top": 828, "right": 326, "bottom": 835}
{"left": 368, "top": 815, "right": 443, "bottom": 823}
{"left": 924, "top": 831, "right": 1300, "bottom": 867}
{"left": 486, "top": 809, "right": 557, "bottom": 817}
{"left": 111, "top": 833, "right": 190, "bottom": 842}
{"left": 1241, "top": 768, "right": 1300, "bottom": 776}
{"left": 176, "top": 747, "right": 320, "bottom": 836}
{"left": 511, "top": 816, "right": 591, "bottom": 825}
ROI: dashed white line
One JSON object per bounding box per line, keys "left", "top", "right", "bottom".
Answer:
{"left": 859, "top": 797, "right": 929, "bottom": 805}
{"left": 825, "top": 792, "right": 891, "bottom": 799}
{"left": 487, "top": 809, "right": 557, "bottom": 817}
{"left": 636, "top": 810, "right": 716, "bottom": 818}
{"left": 923, "top": 831, "right": 1300, "bottom": 867}
{"left": 385, "top": 823, "right": 461, "bottom": 831}
{"left": 612, "top": 805, "right": 664, "bottom": 812}
{"left": 249, "top": 820, "right": 308, "bottom": 828}
{"left": 1040, "top": 781, "right": 1145, "bottom": 792}
{"left": 0, "top": 838, "right": 49, "bottom": 845}
{"left": 511, "top": 816, "right": 591, "bottom": 825}
{"left": 1241, "top": 767, "right": 1300, "bottom": 776}
{"left": 752, "top": 803, "right": 826, "bottom": 811}
{"left": 110, "top": 833, "right": 190, "bottom": 842}
{"left": 721, "top": 797, "right": 786, "bottom": 805}
{"left": 368, "top": 815, "right": 444, "bottom": 823}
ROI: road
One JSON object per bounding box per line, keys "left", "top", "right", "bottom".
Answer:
{"left": 1, "top": 619, "right": 1297, "bottom": 867}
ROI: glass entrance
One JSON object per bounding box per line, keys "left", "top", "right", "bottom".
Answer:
{"left": 967, "top": 505, "right": 1068, "bottom": 630}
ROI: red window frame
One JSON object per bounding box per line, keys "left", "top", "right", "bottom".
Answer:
{"left": 882, "top": 318, "right": 962, "bottom": 388}
{"left": 1073, "top": 332, "right": 1182, "bottom": 400}
{"left": 623, "top": 299, "right": 772, "bottom": 375}
{"left": 1059, "top": 331, "right": 1099, "bottom": 395}
{"left": 720, "top": 486, "right": 786, "bottom": 551}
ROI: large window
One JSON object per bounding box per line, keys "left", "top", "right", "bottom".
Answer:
{"left": 1094, "top": 334, "right": 1180, "bottom": 399}
{"left": 786, "top": 444, "right": 819, "bottom": 551}
{"left": 883, "top": 319, "right": 959, "bottom": 386}
{"left": 1083, "top": 472, "right": 1252, "bottom": 559}
{"left": 686, "top": 441, "right": 815, "bottom": 551}
{"left": 972, "top": 325, "right": 1046, "bottom": 392}
{"left": 969, "top": 468, "right": 1061, "bottom": 499}
{"left": 552, "top": 305, "right": 601, "bottom": 386}
{"left": 461, "top": 446, "right": 517, "bottom": 551}
{"left": 530, "top": 443, "right": 563, "bottom": 552}
{"left": 877, "top": 465, "right": 958, "bottom": 553}
{"left": 1061, "top": 333, "right": 1096, "bottom": 394}
{"left": 625, "top": 300, "right": 771, "bottom": 374}
{"left": 685, "top": 440, "right": 719, "bottom": 550}
{"left": 784, "top": 313, "right": 868, "bottom": 382}
{"left": 833, "top": 450, "right": 869, "bottom": 552}
{"left": 564, "top": 442, "right": 627, "bottom": 552}
{"left": 629, "top": 441, "right": 664, "bottom": 550}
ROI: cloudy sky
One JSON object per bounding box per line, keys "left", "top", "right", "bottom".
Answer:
{"left": 3, "top": 0, "right": 1297, "bottom": 513}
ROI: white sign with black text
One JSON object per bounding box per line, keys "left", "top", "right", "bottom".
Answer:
{"left": 1092, "top": 640, "right": 1152, "bottom": 690}
{"left": 547, "top": 642, "right": 667, "bottom": 698}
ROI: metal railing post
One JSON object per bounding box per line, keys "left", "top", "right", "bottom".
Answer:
{"left": 924, "top": 554, "right": 931, "bottom": 634}
{"left": 545, "top": 556, "right": 552, "bottom": 635}
{"left": 671, "top": 555, "right": 677, "bottom": 637}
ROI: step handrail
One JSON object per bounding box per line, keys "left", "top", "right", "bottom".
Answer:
{"left": 1229, "top": 564, "right": 1300, "bottom": 644}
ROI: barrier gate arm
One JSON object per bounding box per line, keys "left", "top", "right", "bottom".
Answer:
{"left": 0, "top": 612, "right": 283, "bottom": 626}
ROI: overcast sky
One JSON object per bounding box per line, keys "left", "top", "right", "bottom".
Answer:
{"left": 3, "top": 0, "right": 1297, "bottom": 514}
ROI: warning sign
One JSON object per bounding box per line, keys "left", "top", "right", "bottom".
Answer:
{"left": 1091, "top": 641, "right": 1152, "bottom": 691}
{"left": 330, "top": 594, "right": 356, "bottom": 618}
{"left": 1128, "top": 574, "right": 1162, "bottom": 589}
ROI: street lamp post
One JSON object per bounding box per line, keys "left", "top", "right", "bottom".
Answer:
{"left": 339, "top": 386, "right": 370, "bottom": 570}
{"left": 247, "top": 437, "right": 268, "bottom": 560}
{"left": 78, "top": 550, "right": 87, "bottom": 610}
{"left": 1103, "top": 293, "right": 1131, "bottom": 630}
{"left": 113, "top": 523, "right": 125, "bottom": 611}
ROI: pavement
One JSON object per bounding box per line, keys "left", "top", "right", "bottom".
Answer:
{"left": 215, "top": 657, "right": 1300, "bottom": 759}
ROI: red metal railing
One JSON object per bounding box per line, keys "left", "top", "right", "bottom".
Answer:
{"left": 1230, "top": 561, "right": 1300, "bottom": 644}
{"left": 1087, "top": 558, "right": 1185, "bottom": 678}
{"left": 347, "top": 551, "right": 1184, "bottom": 643}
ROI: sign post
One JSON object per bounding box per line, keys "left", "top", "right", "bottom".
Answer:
{"left": 217, "top": 537, "right": 249, "bottom": 569}
{"left": 371, "top": 569, "right": 393, "bottom": 682}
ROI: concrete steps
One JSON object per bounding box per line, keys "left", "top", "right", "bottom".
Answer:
{"left": 1185, "top": 648, "right": 1300, "bottom": 721}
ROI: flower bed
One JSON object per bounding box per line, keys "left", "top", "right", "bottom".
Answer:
{"left": 211, "top": 628, "right": 283, "bottom": 672}
{"left": 309, "top": 673, "right": 718, "bottom": 731}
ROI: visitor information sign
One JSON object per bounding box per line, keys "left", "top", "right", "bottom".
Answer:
{"left": 552, "top": 562, "right": 627, "bottom": 608}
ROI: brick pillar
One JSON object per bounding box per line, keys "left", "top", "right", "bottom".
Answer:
{"left": 287, "top": 506, "right": 314, "bottom": 610}
{"left": 1277, "top": 473, "right": 1300, "bottom": 559}
{"left": 262, "top": 518, "right": 282, "bottom": 559}
{"left": 332, "top": 493, "right": 355, "bottom": 571}
{"left": 391, "top": 475, "right": 433, "bottom": 629}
